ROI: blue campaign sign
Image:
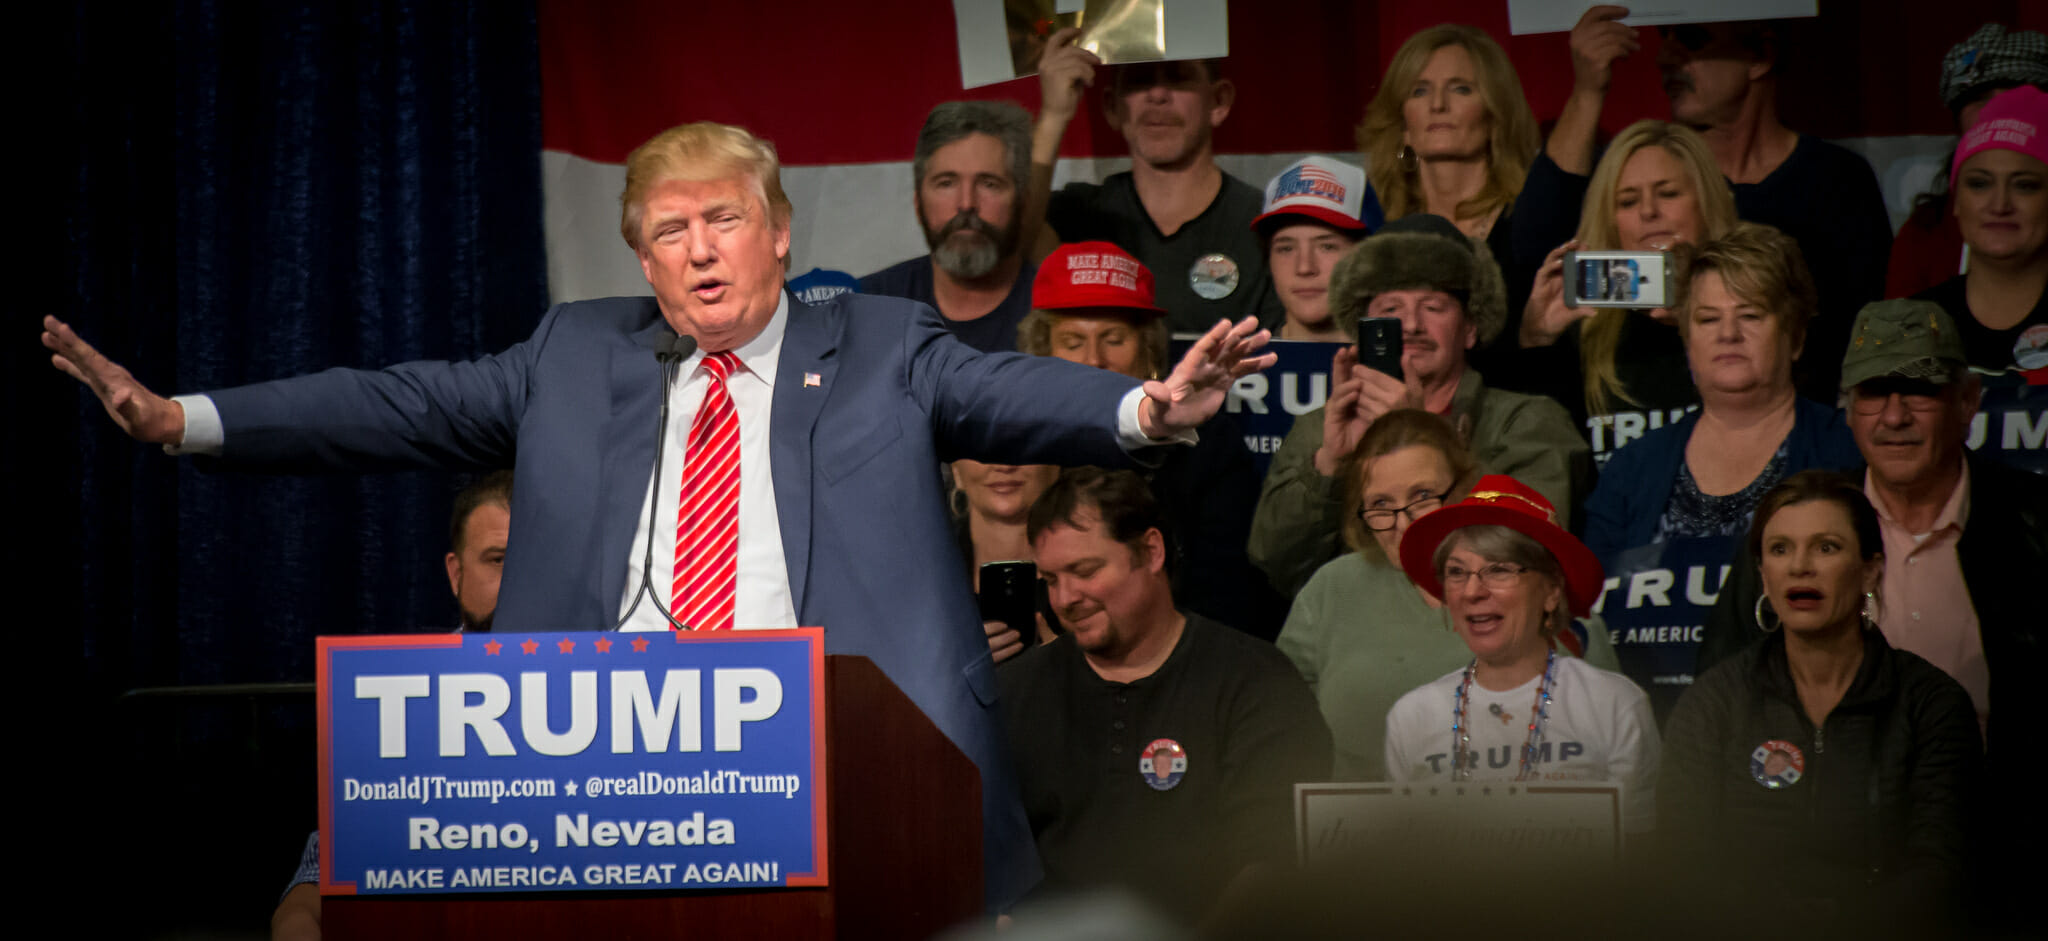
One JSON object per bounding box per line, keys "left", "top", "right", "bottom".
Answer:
{"left": 1967, "top": 378, "right": 2046, "bottom": 475}
{"left": 317, "top": 629, "right": 827, "bottom": 895}
{"left": 1172, "top": 335, "right": 1349, "bottom": 475}
{"left": 1590, "top": 536, "right": 1739, "bottom": 719}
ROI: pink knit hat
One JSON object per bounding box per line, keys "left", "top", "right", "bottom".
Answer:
{"left": 1952, "top": 85, "right": 2048, "bottom": 181}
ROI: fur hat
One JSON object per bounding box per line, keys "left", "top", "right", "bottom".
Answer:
{"left": 1328, "top": 213, "right": 1506, "bottom": 346}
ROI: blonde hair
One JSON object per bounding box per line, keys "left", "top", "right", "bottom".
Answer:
{"left": 1673, "top": 222, "right": 1815, "bottom": 350}
{"left": 1016, "top": 309, "right": 1170, "bottom": 380}
{"left": 619, "top": 122, "right": 793, "bottom": 252}
{"left": 1572, "top": 120, "right": 1739, "bottom": 417}
{"left": 1358, "top": 25, "right": 1539, "bottom": 222}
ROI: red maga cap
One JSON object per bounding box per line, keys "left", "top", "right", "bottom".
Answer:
{"left": 1032, "top": 241, "right": 1166, "bottom": 315}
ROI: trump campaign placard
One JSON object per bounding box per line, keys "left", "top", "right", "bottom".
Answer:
{"left": 1173, "top": 336, "right": 1348, "bottom": 475}
{"left": 317, "top": 629, "right": 827, "bottom": 895}
{"left": 1593, "top": 536, "right": 1737, "bottom": 720}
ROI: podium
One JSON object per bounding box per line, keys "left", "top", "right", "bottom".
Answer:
{"left": 325, "top": 655, "right": 984, "bottom": 939}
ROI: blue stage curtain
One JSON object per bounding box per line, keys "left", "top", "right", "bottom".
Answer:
{"left": 48, "top": 0, "right": 545, "bottom": 698}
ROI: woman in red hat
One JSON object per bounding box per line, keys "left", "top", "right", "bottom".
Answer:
{"left": 1383, "top": 474, "right": 1660, "bottom": 835}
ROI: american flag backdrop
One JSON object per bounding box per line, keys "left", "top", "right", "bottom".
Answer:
{"left": 537, "top": 0, "right": 2043, "bottom": 303}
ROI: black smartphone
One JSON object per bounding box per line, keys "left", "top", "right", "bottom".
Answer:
{"left": 1356, "top": 316, "right": 1403, "bottom": 381}
{"left": 979, "top": 561, "right": 1039, "bottom": 650}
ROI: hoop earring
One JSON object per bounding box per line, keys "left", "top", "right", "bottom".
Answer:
{"left": 1754, "top": 595, "right": 1780, "bottom": 633}
{"left": 1399, "top": 144, "right": 1419, "bottom": 173}
{"left": 1863, "top": 591, "right": 1880, "bottom": 630}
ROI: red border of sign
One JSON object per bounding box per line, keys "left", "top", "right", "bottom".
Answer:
{"left": 316, "top": 633, "right": 464, "bottom": 895}
{"left": 315, "top": 629, "right": 829, "bottom": 894}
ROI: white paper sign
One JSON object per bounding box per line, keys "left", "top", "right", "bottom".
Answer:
{"left": 953, "top": 0, "right": 1228, "bottom": 89}
{"left": 1506, "top": 0, "right": 1818, "bottom": 36}
{"left": 1295, "top": 782, "right": 1622, "bottom": 867}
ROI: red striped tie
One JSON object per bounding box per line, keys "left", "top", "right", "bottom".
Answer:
{"left": 671, "top": 351, "right": 742, "bottom": 631}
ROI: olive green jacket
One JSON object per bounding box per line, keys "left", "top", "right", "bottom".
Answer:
{"left": 1247, "top": 369, "right": 1590, "bottom": 597}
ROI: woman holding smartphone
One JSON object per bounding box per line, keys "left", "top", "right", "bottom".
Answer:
{"left": 1512, "top": 120, "right": 1739, "bottom": 467}
{"left": 952, "top": 459, "right": 1062, "bottom": 664}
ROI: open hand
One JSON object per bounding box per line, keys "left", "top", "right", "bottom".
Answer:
{"left": 42, "top": 315, "right": 185, "bottom": 445}
{"left": 1137, "top": 316, "right": 1275, "bottom": 439}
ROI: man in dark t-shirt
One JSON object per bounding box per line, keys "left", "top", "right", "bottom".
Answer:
{"left": 1002, "top": 468, "right": 1330, "bottom": 918}
{"left": 1029, "top": 31, "right": 1283, "bottom": 334}
{"left": 860, "top": 101, "right": 1038, "bottom": 353}
{"left": 1657, "top": 20, "right": 1892, "bottom": 398}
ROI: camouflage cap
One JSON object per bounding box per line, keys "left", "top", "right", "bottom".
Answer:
{"left": 1839, "top": 299, "right": 1968, "bottom": 390}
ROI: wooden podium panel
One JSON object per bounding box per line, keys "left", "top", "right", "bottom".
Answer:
{"left": 327, "top": 655, "right": 983, "bottom": 939}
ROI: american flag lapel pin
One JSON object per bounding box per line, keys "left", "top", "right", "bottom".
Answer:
{"left": 803, "top": 372, "right": 822, "bottom": 388}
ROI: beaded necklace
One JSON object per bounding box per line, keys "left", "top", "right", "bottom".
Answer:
{"left": 1450, "top": 650, "right": 1557, "bottom": 781}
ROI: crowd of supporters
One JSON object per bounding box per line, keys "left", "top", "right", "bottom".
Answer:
{"left": 852, "top": 12, "right": 2046, "bottom": 940}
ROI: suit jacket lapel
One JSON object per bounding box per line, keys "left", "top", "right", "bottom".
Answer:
{"left": 771, "top": 292, "right": 840, "bottom": 616}
{"left": 598, "top": 315, "right": 676, "bottom": 621}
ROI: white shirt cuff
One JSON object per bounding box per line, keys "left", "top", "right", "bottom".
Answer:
{"left": 166, "top": 394, "right": 224, "bottom": 456}
{"left": 1115, "top": 387, "right": 1198, "bottom": 451}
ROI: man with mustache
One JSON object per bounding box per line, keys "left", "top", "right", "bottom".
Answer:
{"left": 1000, "top": 467, "right": 1328, "bottom": 919}
{"left": 1249, "top": 214, "right": 1588, "bottom": 597}
{"left": 1700, "top": 301, "right": 2047, "bottom": 900}
{"left": 1530, "top": 12, "right": 1889, "bottom": 399}
{"left": 862, "top": 101, "right": 1039, "bottom": 353}
{"left": 1028, "top": 28, "right": 1283, "bottom": 335}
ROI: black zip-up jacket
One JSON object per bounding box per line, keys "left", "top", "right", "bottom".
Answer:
{"left": 1656, "top": 629, "right": 1982, "bottom": 938}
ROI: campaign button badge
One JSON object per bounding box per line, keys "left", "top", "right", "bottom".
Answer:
{"left": 1750, "top": 739, "right": 1806, "bottom": 789}
{"left": 1189, "top": 254, "right": 1240, "bottom": 300}
{"left": 1139, "top": 738, "right": 1187, "bottom": 791}
{"left": 2014, "top": 324, "right": 2048, "bottom": 370}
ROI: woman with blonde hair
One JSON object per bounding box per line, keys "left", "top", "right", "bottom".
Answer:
{"left": 1514, "top": 120, "right": 1740, "bottom": 465}
{"left": 1358, "top": 23, "right": 1542, "bottom": 323}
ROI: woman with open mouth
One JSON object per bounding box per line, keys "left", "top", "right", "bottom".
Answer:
{"left": 1380, "top": 473, "right": 1659, "bottom": 836}
{"left": 1656, "top": 470, "right": 1983, "bottom": 936}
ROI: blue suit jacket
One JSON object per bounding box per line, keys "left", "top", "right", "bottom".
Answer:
{"left": 206, "top": 291, "right": 1145, "bottom": 909}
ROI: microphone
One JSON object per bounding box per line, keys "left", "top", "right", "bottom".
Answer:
{"left": 613, "top": 331, "right": 701, "bottom": 632}
{"left": 658, "top": 333, "right": 698, "bottom": 365}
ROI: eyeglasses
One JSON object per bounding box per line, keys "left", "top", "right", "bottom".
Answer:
{"left": 1850, "top": 392, "right": 1946, "bottom": 415}
{"left": 1439, "top": 562, "right": 1529, "bottom": 589}
{"left": 1359, "top": 492, "right": 1447, "bottom": 532}
{"left": 1850, "top": 380, "right": 1949, "bottom": 415}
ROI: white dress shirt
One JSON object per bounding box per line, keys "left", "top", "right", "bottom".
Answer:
{"left": 617, "top": 295, "right": 797, "bottom": 632}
